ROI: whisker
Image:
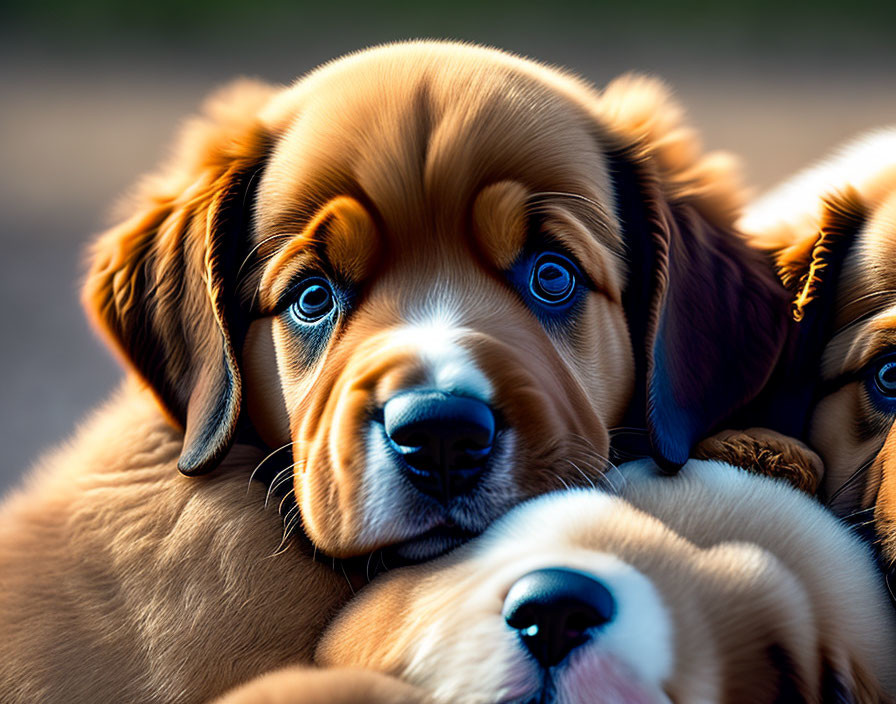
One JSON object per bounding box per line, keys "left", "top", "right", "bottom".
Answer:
{"left": 340, "top": 560, "right": 357, "bottom": 596}
{"left": 554, "top": 472, "right": 572, "bottom": 492}
{"left": 273, "top": 507, "right": 303, "bottom": 556}
{"left": 265, "top": 462, "right": 303, "bottom": 508}
{"left": 366, "top": 551, "right": 376, "bottom": 583}
{"left": 247, "top": 441, "right": 297, "bottom": 491}
{"left": 565, "top": 459, "right": 596, "bottom": 489}
{"left": 826, "top": 452, "right": 878, "bottom": 507}
{"left": 277, "top": 488, "right": 296, "bottom": 516}
{"left": 841, "top": 505, "right": 876, "bottom": 522}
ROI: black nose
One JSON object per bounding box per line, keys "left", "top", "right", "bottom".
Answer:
{"left": 383, "top": 390, "right": 496, "bottom": 501}
{"left": 503, "top": 567, "right": 615, "bottom": 669}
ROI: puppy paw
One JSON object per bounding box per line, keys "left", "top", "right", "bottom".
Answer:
{"left": 694, "top": 428, "right": 823, "bottom": 494}
{"left": 211, "top": 666, "right": 432, "bottom": 704}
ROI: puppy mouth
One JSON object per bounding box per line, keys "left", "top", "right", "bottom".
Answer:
{"left": 380, "top": 522, "right": 480, "bottom": 565}
{"left": 361, "top": 418, "right": 515, "bottom": 562}
{"left": 506, "top": 652, "right": 659, "bottom": 704}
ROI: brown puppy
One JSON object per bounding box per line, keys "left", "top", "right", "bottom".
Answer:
{"left": 314, "top": 461, "right": 896, "bottom": 703}
{"left": 83, "top": 40, "right": 786, "bottom": 563}
{"left": 741, "top": 128, "right": 896, "bottom": 570}
{"left": 0, "top": 42, "right": 787, "bottom": 702}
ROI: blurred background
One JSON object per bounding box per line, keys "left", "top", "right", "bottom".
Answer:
{"left": 2, "top": 0, "right": 895, "bottom": 493}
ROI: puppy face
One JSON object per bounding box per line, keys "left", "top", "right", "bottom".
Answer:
{"left": 242, "top": 64, "right": 633, "bottom": 559}
{"left": 317, "top": 461, "right": 896, "bottom": 703}
{"left": 84, "top": 42, "right": 787, "bottom": 560}
{"left": 741, "top": 128, "right": 896, "bottom": 565}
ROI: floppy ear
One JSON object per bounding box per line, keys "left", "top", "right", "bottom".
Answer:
{"left": 83, "top": 79, "right": 277, "bottom": 475}
{"left": 742, "top": 189, "right": 867, "bottom": 440}
{"left": 597, "top": 76, "right": 791, "bottom": 470}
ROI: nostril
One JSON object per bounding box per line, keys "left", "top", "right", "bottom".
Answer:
{"left": 388, "top": 430, "right": 428, "bottom": 453}
{"left": 503, "top": 567, "right": 615, "bottom": 669}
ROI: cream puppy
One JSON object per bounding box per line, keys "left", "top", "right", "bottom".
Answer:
{"left": 313, "top": 460, "right": 896, "bottom": 704}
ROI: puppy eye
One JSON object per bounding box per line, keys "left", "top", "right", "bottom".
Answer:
{"left": 874, "top": 358, "right": 896, "bottom": 397}
{"left": 289, "top": 277, "right": 336, "bottom": 323}
{"left": 529, "top": 253, "right": 577, "bottom": 305}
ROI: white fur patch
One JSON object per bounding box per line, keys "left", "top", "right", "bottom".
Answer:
{"left": 580, "top": 554, "right": 674, "bottom": 689}
{"left": 391, "top": 295, "right": 493, "bottom": 402}
{"left": 358, "top": 423, "right": 441, "bottom": 550}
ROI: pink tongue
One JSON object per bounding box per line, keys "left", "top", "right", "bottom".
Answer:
{"left": 558, "top": 653, "right": 657, "bottom": 704}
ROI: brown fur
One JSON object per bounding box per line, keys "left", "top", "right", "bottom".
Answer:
{"left": 694, "top": 427, "right": 823, "bottom": 492}
{"left": 741, "top": 128, "right": 896, "bottom": 564}
{"left": 0, "top": 383, "right": 352, "bottom": 703}
{"left": 0, "top": 41, "right": 789, "bottom": 702}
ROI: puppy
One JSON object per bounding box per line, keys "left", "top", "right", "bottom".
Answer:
{"left": 314, "top": 461, "right": 896, "bottom": 703}
{"left": 83, "top": 40, "right": 787, "bottom": 563}
{"left": 740, "top": 128, "right": 896, "bottom": 569}
{"left": 0, "top": 41, "right": 788, "bottom": 702}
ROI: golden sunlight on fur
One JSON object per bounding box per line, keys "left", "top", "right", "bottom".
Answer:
{"left": 315, "top": 461, "right": 896, "bottom": 704}
{"left": 741, "top": 127, "right": 896, "bottom": 566}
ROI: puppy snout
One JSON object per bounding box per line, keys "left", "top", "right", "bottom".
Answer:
{"left": 383, "top": 390, "right": 496, "bottom": 501}
{"left": 503, "top": 567, "right": 616, "bottom": 669}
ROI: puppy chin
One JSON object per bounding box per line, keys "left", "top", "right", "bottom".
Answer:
{"left": 356, "top": 423, "right": 522, "bottom": 562}
{"left": 383, "top": 525, "right": 480, "bottom": 565}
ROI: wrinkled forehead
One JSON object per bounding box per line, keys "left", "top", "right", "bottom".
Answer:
{"left": 850, "top": 192, "right": 896, "bottom": 300}
{"left": 253, "top": 46, "right": 620, "bottom": 254}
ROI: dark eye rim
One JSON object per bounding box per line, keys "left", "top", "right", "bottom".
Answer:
{"left": 528, "top": 252, "right": 578, "bottom": 305}
{"left": 873, "top": 357, "right": 896, "bottom": 397}
{"left": 288, "top": 276, "right": 336, "bottom": 323}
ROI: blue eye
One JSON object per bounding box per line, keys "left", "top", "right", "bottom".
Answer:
{"left": 529, "top": 253, "right": 577, "bottom": 305}
{"left": 289, "top": 278, "right": 335, "bottom": 323}
{"left": 874, "top": 359, "right": 896, "bottom": 397}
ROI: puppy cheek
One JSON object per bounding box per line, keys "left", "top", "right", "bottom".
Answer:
{"left": 241, "top": 318, "right": 291, "bottom": 449}
{"left": 295, "top": 365, "right": 399, "bottom": 556}
{"left": 583, "top": 298, "right": 635, "bottom": 427}
{"left": 811, "top": 388, "right": 885, "bottom": 505}
{"left": 874, "top": 427, "right": 896, "bottom": 563}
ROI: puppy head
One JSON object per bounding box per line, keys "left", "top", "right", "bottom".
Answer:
{"left": 84, "top": 42, "right": 787, "bottom": 559}
{"left": 317, "top": 462, "right": 896, "bottom": 703}
{"left": 741, "top": 127, "right": 896, "bottom": 565}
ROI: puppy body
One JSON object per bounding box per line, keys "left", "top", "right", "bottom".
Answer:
{"left": 741, "top": 127, "right": 896, "bottom": 564}
{"left": 0, "top": 382, "right": 353, "bottom": 703}
{"left": 317, "top": 461, "right": 896, "bottom": 703}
